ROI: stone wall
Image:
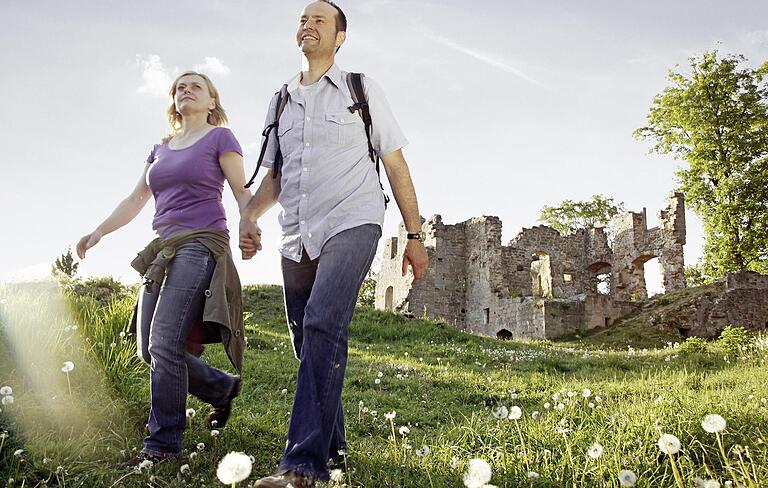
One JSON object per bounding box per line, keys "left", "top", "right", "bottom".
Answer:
{"left": 375, "top": 193, "right": 689, "bottom": 340}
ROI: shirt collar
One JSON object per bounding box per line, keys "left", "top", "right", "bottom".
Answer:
{"left": 286, "top": 63, "right": 343, "bottom": 93}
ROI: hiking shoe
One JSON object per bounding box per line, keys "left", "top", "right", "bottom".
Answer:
{"left": 206, "top": 376, "right": 241, "bottom": 429}
{"left": 252, "top": 470, "right": 316, "bottom": 488}
{"left": 119, "top": 451, "right": 169, "bottom": 470}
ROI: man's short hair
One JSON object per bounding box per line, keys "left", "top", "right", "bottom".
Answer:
{"left": 319, "top": 0, "right": 347, "bottom": 32}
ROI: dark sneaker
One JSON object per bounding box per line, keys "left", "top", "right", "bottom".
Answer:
{"left": 206, "top": 376, "right": 241, "bottom": 429}
{"left": 253, "top": 470, "right": 316, "bottom": 488}
{"left": 119, "top": 451, "right": 169, "bottom": 470}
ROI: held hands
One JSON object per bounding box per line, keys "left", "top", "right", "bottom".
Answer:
{"left": 239, "top": 218, "right": 262, "bottom": 260}
{"left": 402, "top": 239, "right": 429, "bottom": 284}
{"left": 76, "top": 230, "right": 103, "bottom": 259}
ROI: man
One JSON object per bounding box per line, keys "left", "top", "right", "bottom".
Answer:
{"left": 239, "top": 1, "right": 428, "bottom": 486}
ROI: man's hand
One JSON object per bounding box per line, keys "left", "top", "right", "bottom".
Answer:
{"left": 239, "top": 218, "right": 262, "bottom": 260}
{"left": 402, "top": 239, "right": 428, "bottom": 284}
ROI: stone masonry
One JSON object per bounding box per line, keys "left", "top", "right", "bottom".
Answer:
{"left": 375, "top": 193, "right": 688, "bottom": 339}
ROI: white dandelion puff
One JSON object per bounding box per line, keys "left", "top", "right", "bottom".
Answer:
{"left": 216, "top": 451, "right": 252, "bottom": 485}
{"left": 398, "top": 426, "right": 410, "bottom": 435}
{"left": 463, "top": 458, "right": 492, "bottom": 488}
{"left": 186, "top": 408, "right": 196, "bottom": 419}
{"left": 618, "top": 469, "right": 637, "bottom": 487}
{"left": 180, "top": 464, "right": 190, "bottom": 474}
{"left": 491, "top": 406, "right": 508, "bottom": 419}
{"left": 701, "top": 414, "right": 727, "bottom": 434}
{"left": 1, "top": 396, "right": 13, "bottom": 406}
{"left": 508, "top": 406, "right": 522, "bottom": 420}
{"left": 527, "top": 471, "right": 540, "bottom": 479}
{"left": 61, "top": 361, "right": 74, "bottom": 373}
{"left": 657, "top": 433, "right": 681, "bottom": 455}
{"left": 0, "top": 386, "right": 12, "bottom": 396}
{"left": 210, "top": 429, "right": 220, "bottom": 437}
{"left": 330, "top": 468, "right": 344, "bottom": 482}
{"left": 587, "top": 443, "right": 603, "bottom": 459}
{"left": 384, "top": 411, "right": 396, "bottom": 420}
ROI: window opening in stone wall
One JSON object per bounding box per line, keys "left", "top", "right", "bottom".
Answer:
{"left": 563, "top": 273, "right": 573, "bottom": 282}
{"left": 389, "top": 237, "right": 398, "bottom": 259}
{"left": 497, "top": 329, "right": 513, "bottom": 340}
{"left": 643, "top": 257, "right": 665, "bottom": 297}
{"left": 385, "top": 286, "right": 394, "bottom": 311}
{"left": 530, "top": 252, "right": 553, "bottom": 298}
{"left": 588, "top": 262, "right": 612, "bottom": 296}
{"left": 483, "top": 308, "right": 490, "bottom": 324}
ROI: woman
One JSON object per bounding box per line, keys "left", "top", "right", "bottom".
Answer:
{"left": 76, "top": 71, "right": 252, "bottom": 467}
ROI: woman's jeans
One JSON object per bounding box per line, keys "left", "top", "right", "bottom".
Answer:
{"left": 278, "top": 224, "right": 381, "bottom": 480}
{"left": 136, "top": 241, "right": 238, "bottom": 456}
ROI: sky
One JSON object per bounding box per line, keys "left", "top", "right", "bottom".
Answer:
{"left": 1, "top": 0, "right": 767, "bottom": 291}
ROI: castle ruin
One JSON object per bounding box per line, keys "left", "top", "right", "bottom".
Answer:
{"left": 375, "top": 193, "right": 687, "bottom": 339}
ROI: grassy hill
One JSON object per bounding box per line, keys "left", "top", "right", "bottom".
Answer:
{"left": 0, "top": 283, "right": 766, "bottom": 487}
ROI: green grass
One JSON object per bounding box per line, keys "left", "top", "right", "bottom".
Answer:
{"left": 1, "top": 283, "right": 767, "bottom": 487}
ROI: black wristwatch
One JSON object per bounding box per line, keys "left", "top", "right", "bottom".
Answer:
{"left": 406, "top": 232, "right": 424, "bottom": 241}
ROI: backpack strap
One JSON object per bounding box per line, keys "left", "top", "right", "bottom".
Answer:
{"left": 245, "top": 84, "right": 289, "bottom": 188}
{"left": 346, "top": 72, "right": 390, "bottom": 207}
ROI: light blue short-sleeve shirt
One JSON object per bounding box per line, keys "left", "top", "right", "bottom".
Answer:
{"left": 260, "top": 64, "right": 408, "bottom": 262}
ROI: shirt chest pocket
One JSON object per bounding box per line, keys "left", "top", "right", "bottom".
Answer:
{"left": 277, "top": 120, "right": 300, "bottom": 158}
{"left": 325, "top": 112, "right": 364, "bottom": 146}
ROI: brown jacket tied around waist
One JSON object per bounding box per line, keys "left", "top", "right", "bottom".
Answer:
{"left": 127, "top": 229, "right": 245, "bottom": 373}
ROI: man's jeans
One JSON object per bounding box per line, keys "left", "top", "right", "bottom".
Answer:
{"left": 279, "top": 224, "right": 381, "bottom": 480}
{"left": 136, "top": 241, "right": 238, "bottom": 456}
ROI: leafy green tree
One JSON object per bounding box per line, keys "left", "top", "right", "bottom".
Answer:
{"left": 684, "top": 261, "right": 713, "bottom": 287}
{"left": 635, "top": 51, "right": 768, "bottom": 278}
{"left": 51, "top": 247, "right": 79, "bottom": 281}
{"left": 357, "top": 267, "right": 377, "bottom": 308}
{"left": 539, "top": 195, "right": 625, "bottom": 235}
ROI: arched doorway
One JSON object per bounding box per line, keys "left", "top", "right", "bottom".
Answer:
{"left": 385, "top": 286, "right": 394, "bottom": 311}
{"left": 531, "top": 252, "right": 553, "bottom": 298}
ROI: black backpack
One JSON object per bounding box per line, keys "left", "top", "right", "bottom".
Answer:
{"left": 244, "top": 72, "right": 389, "bottom": 206}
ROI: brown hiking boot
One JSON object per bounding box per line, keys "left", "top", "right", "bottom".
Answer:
{"left": 252, "top": 470, "right": 316, "bottom": 488}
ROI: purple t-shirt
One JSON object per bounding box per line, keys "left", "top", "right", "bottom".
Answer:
{"left": 146, "top": 127, "right": 242, "bottom": 238}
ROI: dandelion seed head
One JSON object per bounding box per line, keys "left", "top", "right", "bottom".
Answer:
{"left": 330, "top": 469, "right": 344, "bottom": 482}
{"left": 582, "top": 388, "right": 591, "bottom": 398}
{"left": 13, "top": 449, "right": 23, "bottom": 457}
{"left": 587, "top": 443, "right": 604, "bottom": 459}
{"left": 196, "top": 443, "right": 205, "bottom": 451}
{"left": 618, "top": 469, "right": 637, "bottom": 487}
{"left": 491, "top": 406, "right": 508, "bottom": 419}
{"left": 399, "top": 426, "right": 410, "bottom": 435}
{"left": 463, "top": 458, "right": 492, "bottom": 488}
{"left": 61, "top": 361, "right": 74, "bottom": 373}
{"left": 210, "top": 429, "right": 220, "bottom": 437}
{"left": 701, "top": 414, "right": 727, "bottom": 433}
{"left": 180, "top": 464, "right": 190, "bottom": 474}
{"left": 657, "top": 433, "right": 681, "bottom": 455}
{"left": 531, "top": 411, "right": 540, "bottom": 420}
{"left": 527, "top": 471, "right": 540, "bottom": 479}
{"left": 508, "top": 406, "right": 522, "bottom": 420}
{"left": 374, "top": 378, "right": 381, "bottom": 385}
{"left": 1, "top": 396, "right": 13, "bottom": 406}
{"left": 0, "top": 387, "right": 12, "bottom": 396}
{"left": 185, "top": 408, "right": 196, "bottom": 419}
{"left": 384, "top": 411, "right": 396, "bottom": 420}
{"left": 216, "top": 451, "right": 252, "bottom": 485}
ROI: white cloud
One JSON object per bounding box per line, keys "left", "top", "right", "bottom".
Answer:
{"left": 136, "top": 54, "right": 172, "bottom": 98}
{"left": 194, "top": 57, "right": 231, "bottom": 77}
{"left": 422, "top": 31, "right": 547, "bottom": 89}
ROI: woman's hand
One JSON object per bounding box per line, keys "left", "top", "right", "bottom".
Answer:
{"left": 239, "top": 219, "right": 262, "bottom": 260}
{"left": 76, "top": 230, "right": 103, "bottom": 259}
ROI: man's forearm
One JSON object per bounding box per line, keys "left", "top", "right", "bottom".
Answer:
{"left": 381, "top": 150, "right": 422, "bottom": 232}
{"left": 243, "top": 171, "right": 281, "bottom": 221}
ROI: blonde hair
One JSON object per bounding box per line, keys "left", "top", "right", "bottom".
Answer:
{"left": 166, "top": 71, "right": 228, "bottom": 132}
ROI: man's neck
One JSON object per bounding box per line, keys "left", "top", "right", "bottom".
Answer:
{"left": 300, "top": 54, "right": 335, "bottom": 86}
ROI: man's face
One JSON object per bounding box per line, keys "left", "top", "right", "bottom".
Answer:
{"left": 296, "top": 1, "right": 344, "bottom": 56}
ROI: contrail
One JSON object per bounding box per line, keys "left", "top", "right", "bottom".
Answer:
{"left": 423, "top": 32, "right": 547, "bottom": 89}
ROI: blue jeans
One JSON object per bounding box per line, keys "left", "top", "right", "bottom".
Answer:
{"left": 136, "top": 241, "right": 239, "bottom": 456}
{"left": 278, "top": 224, "right": 381, "bottom": 480}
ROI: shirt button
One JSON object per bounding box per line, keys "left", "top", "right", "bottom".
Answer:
{"left": 302, "top": 193, "right": 307, "bottom": 198}
{"left": 303, "top": 167, "right": 308, "bottom": 172}
{"left": 340, "top": 118, "right": 345, "bottom": 122}
{"left": 300, "top": 220, "right": 306, "bottom": 225}
{"left": 306, "top": 116, "right": 311, "bottom": 121}
{"left": 308, "top": 233, "right": 312, "bottom": 238}
{"left": 305, "top": 142, "right": 310, "bottom": 147}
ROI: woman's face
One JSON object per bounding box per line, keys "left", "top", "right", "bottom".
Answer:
{"left": 173, "top": 74, "right": 215, "bottom": 116}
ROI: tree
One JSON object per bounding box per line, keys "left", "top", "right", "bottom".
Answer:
{"left": 356, "top": 267, "right": 377, "bottom": 308}
{"left": 635, "top": 51, "right": 768, "bottom": 278}
{"left": 51, "top": 247, "right": 79, "bottom": 281}
{"left": 539, "top": 195, "right": 625, "bottom": 235}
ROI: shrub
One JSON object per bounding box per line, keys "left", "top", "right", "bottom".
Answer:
{"left": 717, "top": 325, "right": 751, "bottom": 357}
{"left": 678, "top": 336, "right": 709, "bottom": 354}
{"left": 70, "top": 276, "right": 134, "bottom": 306}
